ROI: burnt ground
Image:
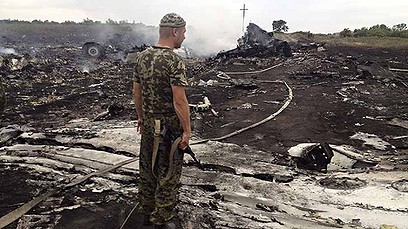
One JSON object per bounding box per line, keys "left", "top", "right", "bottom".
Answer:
{"left": 195, "top": 46, "right": 408, "bottom": 167}
{"left": 2, "top": 45, "right": 407, "bottom": 160}
{"left": 1, "top": 24, "right": 408, "bottom": 229}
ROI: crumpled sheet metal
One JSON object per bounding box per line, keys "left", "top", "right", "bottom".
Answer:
{"left": 289, "top": 143, "right": 379, "bottom": 171}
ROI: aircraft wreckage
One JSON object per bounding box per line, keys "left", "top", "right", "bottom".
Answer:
{"left": 215, "top": 23, "right": 292, "bottom": 59}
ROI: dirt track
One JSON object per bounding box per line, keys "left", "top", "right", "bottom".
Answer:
{"left": 1, "top": 24, "right": 408, "bottom": 228}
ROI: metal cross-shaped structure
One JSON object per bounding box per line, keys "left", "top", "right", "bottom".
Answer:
{"left": 240, "top": 4, "right": 248, "bottom": 33}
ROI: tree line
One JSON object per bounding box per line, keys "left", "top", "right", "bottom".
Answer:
{"left": 340, "top": 23, "right": 408, "bottom": 38}
{"left": 0, "top": 18, "right": 139, "bottom": 25}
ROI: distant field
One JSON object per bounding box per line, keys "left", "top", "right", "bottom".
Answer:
{"left": 276, "top": 32, "right": 408, "bottom": 49}
{"left": 314, "top": 35, "right": 408, "bottom": 49}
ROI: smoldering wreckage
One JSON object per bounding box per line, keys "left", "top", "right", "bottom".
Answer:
{"left": 0, "top": 22, "right": 407, "bottom": 229}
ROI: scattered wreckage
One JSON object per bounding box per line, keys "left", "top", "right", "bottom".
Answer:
{"left": 82, "top": 42, "right": 148, "bottom": 60}
{"left": 0, "top": 54, "right": 29, "bottom": 112}
{"left": 81, "top": 32, "right": 195, "bottom": 60}
{"left": 1, "top": 21, "right": 408, "bottom": 229}
{"left": 215, "top": 23, "right": 292, "bottom": 59}
{"left": 82, "top": 41, "right": 106, "bottom": 58}
{"left": 288, "top": 142, "right": 380, "bottom": 172}
{"left": 83, "top": 22, "right": 291, "bottom": 61}
{"left": 81, "top": 33, "right": 148, "bottom": 59}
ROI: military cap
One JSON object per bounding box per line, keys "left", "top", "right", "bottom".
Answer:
{"left": 159, "top": 13, "right": 186, "bottom": 28}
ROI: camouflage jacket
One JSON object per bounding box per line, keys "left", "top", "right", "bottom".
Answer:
{"left": 133, "top": 46, "right": 188, "bottom": 117}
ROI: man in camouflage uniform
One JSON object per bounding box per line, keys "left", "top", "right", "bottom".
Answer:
{"left": 132, "top": 13, "right": 190, "bottom": 229}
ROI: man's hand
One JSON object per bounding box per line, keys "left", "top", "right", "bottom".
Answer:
{"left": 178, "top": 131, "right": 190, "bottom": 150}
{"left": 137, "top": 119, "right": 143, "bottom": 133}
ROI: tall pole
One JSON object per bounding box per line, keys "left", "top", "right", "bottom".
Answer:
{"left": 240, "top": 4, "right": 248, "bottom": 33}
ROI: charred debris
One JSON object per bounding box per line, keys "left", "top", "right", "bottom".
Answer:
{"left": 1, "top": 22, "right": 407, "bottom": 149}
{"left": 1, "top": 21, "right": 407, "bottom": 174}
{"left": 80, "top": 23, "right": 292, "bottom": 60}
{"left": 1, "top": 20, "right": 408, "bottom": 229}
{"left": 215, "top": 23, "right": 292, "bottom": 59}
{"left": 81, "top": 33, "right": 150, "bottom": 59}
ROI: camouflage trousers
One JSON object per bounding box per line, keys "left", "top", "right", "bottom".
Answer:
{"left": 138, "top": 115, "right": 184, "bottom": 225}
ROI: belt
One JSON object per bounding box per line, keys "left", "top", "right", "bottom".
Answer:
{"left": 151, "top": 120, "right": 183, "bottom": 183}
{"left": 151, "top": 121, "right": 203, "bottom": 183}
{"left": 160, "top": 137, "right": 182, "bottom": 184}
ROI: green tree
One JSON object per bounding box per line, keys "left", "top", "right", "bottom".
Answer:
{"left": 368, "top": 24, "right": 392, "bottom": 36}
{"left": 31, "top": 19, "right": 44, "bottom": 24}
{"left": 272, "top": 20, "right": 289, "bottom": 32}
{"left": 62, "top": 20, "right": 76, "bottom": 24}
{"left": 353, "top": 27, "right": 369, "bottom": 37}
{"left": 119, "top": 20, "right": 129, "bottom": 25}
{"left": 338, "top": 23, "right": 408, "bottom": 38}
{"left": 340, "top": 28, "right": 352, "bottom": 37}
{"left": 392, "top": 23, "right": 407, "bottom": 31}
{"left": 105, "top": 19, "right": 118, "bottom": 25}
{"left": 82, "top": 18, "right": 95, "bottom": 25}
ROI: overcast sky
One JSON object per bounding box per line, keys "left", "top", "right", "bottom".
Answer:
{"left": 1, "top": 0, "right": 407, "bottom": 54}
{"left": 1, "top": 0, "right": 407, "bottom": 32}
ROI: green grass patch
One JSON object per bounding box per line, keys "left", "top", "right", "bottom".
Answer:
{"left": 314, "top": 35, "right": 408, "bottom": 49}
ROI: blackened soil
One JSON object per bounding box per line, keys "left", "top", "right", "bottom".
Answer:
{"left": 0, "top": 165, "right": 43, "bottom": 229}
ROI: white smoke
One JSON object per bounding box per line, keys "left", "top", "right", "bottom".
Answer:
{"left": 184, "top": 26, "right": 240, "bottom": 57}
{"left": 127, "top": 23, "right": 240, "bottom": 58}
